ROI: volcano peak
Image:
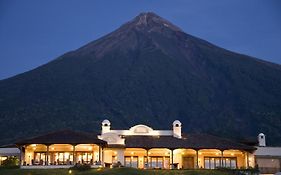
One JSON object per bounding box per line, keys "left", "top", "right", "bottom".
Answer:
{"left": 127, "top": 12, "right": 182, "bottom": 32}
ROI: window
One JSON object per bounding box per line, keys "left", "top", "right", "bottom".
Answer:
{"left": 204, "top": 157, "right": 237, "bottom": 169}
{"left": 223, "top": 158, "right": 237, "bottom": 169}
{"left": 53, "top": 152, "right": 74, "bottom": 165}
{"left": 125, "top": 157, "right": 131, "bottom": 167}
{"left": 34, "top": 152, "right": 46, "bottom": 165}
{"left": 204, "top": 157, "right": 220, "bottom": 169}
{"left": 144, "top": 156, "right": 168, "bottom": 169}
{"left": 77, "top": 152, "right": 92, "bottom": 164}
{"left": 124, "top": 156, "right": 138, "bottom": 168}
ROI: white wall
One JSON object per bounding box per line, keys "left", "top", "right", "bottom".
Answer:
{"left": 116, "top": 149, "right": 124, "bottom": 165}
{"left": 98, "top": 124, "right": 175, "bottom": 145}
{"left": 255, "top": 147, "right": 281, "bottom": 156}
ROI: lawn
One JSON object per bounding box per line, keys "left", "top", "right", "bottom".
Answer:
{"left": 0, "top": 167, "right": 232, "bottom": 175}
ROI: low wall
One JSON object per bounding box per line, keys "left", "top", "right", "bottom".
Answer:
{"left": 21, "top": 165, "right": 72, "bottom": 169}
{"left": 21, "top": 165, "right": 103, "bottom": 169}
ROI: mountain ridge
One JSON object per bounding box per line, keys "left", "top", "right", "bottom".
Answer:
{"left": 0, "top": 12, "right": 281, "bottom": 146}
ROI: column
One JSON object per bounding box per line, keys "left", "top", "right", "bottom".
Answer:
{"left": 171, "top": 149, "right": 174, "bottom": 169}
{"left": 73, "top": 145, "right": 76, "bottom": 165}
{"left": 92, "top": 145, "right": 95, "bottom": 165}
{"left": 146, "top": 149, "right": 149, "bottom": 169}
{"left": 221, "top": 150, "right": 224, "bottom": 167}
{"left": 98, "top": 146, "right": 101, "bottom": 162}
{"left": 246, "top": 152, "right": 249, "bottom": 168}
{"left": 102, "top": 147, "right": 104, "bottom": 165}
{"left": 46, "top": 145, "right": 49, "bottom": 165}
{"left": 196, "top": 150, "right": 199, "bottom": 169}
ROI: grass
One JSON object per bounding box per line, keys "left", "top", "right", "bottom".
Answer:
{"left": 0, "top": 167, "right": 232, "bottom": 175}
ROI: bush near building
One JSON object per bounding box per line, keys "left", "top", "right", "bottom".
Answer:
{"left": 0, "top": 157, "right": 19, "bottom": 169}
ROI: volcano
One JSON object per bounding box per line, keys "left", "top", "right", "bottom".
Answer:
{"left": 1, "top": 12, "right": 281, "bottom": 145}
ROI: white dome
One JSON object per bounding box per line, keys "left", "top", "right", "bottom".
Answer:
{"left": 173, "top": 120, "right": 181, "bottom": 127}
{"left": 102, "top": 119, "right": 111, "bottom": 126}
{"left": 259, "top": 133, "right": 265, "bottom": 136}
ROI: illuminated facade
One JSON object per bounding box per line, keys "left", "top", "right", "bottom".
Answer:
{"left": 14, "top": 119, "right": 256, "bottom": 169}
{"left": 97, "top": 119, "right": 255, "bottom": 169}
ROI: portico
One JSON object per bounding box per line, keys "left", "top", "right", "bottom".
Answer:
{"left": 16, "top": 130, "right": 106, "bottom": 167}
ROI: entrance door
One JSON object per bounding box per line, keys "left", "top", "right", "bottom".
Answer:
{"left": 182, "top": 157, "right": 194, "bottom": 169}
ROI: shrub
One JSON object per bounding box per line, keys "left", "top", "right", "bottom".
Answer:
{"left": 216, "top": 167, "right": 259, "bottom": 175}
{"left": 0, "top": 157, "right": 19, "bottom": 169}
{"left": 112, "top": 161, "right": 122, "bottom": 168}
{"left": 70, "top": 164, "right": 91, "bottom": 171}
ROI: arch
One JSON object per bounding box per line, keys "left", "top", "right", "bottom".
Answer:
{"left": 129, "top": 124, "right": 154, "bottom": 134}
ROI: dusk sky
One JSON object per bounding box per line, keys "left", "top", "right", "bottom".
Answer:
{"left": 0, "top": 0, "right": 280, "bottom": 80}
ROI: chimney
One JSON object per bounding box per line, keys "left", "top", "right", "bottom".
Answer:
{"left": 173, "top": 120, "right": 182, "bottom": 138}
{"left": 258, "top": 133, "right": 266, "bottom": 147}
{"left": 101, "top": 119, "right": 111, "bottom": 134}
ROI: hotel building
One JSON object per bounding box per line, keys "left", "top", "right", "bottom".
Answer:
{"left": 12, "top": 119, "right": 256, "bottom": 169}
